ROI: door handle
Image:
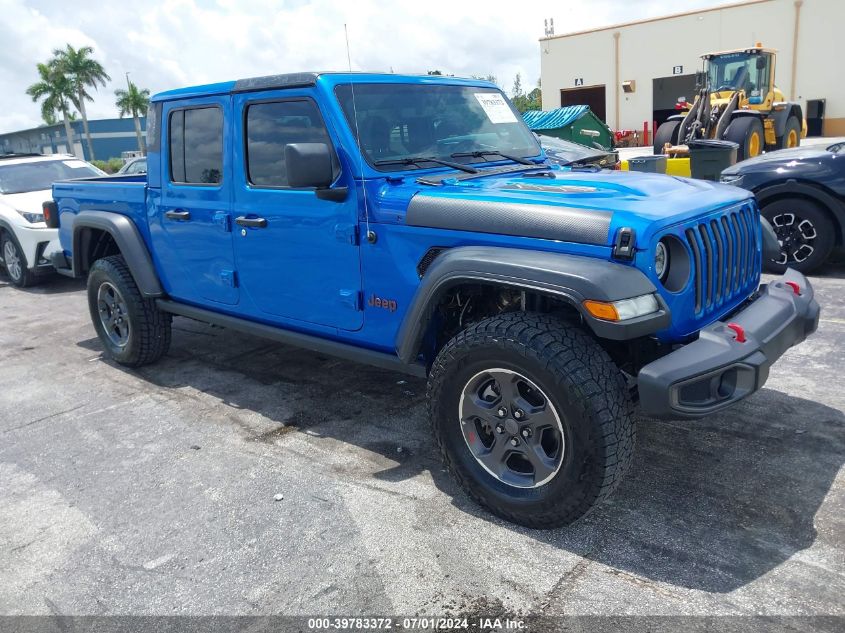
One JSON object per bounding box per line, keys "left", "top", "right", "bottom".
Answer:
{"left": 235, "top": 216, "right": 268, "bottom": 228}
{"left": 165, "top": 210, "right": 191, "bottom": 221}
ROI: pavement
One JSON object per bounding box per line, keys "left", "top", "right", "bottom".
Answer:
{"left": 0, "top": 262, "right": 843, "bottom": 621}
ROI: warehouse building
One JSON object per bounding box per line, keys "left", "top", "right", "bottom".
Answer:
{"left": 539, "top": 0, "right": 843, "bottom": 141}
{"left": 0, "top": 117, "right": 146, "bottom": 161}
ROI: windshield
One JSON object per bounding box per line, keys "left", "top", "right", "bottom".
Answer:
{"left": 335, "top": 83, "right": 541, "bottom": 171}
{"left": 0, "top": 159, "right": 103, "bottom": 194}
{"left": 706, "top": 52, "right": 772, "bottom": 101}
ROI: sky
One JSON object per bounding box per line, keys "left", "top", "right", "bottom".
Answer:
{"left": 0, "top": 0, "right": 736, "bottom": 134}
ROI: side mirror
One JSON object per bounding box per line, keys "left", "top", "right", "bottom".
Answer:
{"left": 284, "top": 143, "right": 334, "bottom": 189}
{"left": 695, "top": 70, "right": 706, "bottom": 90}
{"left": 756, "top": 56, "right": 767, "bottom": 70}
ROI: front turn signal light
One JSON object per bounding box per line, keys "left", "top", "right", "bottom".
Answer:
{"left": 583, "top": 294, "right": 659, "bottom": 322}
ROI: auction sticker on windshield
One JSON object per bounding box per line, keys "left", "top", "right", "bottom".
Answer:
{"left": 474, "top": 93, "right": 517, "bottom": 124}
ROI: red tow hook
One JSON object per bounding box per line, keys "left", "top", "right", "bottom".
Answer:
{"left": 785, "top": 281, "right": 801, "bottom": 295}
{"left": 726, "top": 322, "right": 746, "bottom": 343}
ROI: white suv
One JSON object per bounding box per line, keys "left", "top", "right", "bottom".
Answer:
{"left": 0, "top": 153, "right": 104, "bottom": 287}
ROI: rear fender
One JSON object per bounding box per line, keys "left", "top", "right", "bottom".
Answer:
{"left": 72, "top": 210, "right": 163, "bottom": 297}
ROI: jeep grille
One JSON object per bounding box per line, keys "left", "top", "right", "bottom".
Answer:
{"left": 684, "top": 203, "right": 761, "bottom": 315}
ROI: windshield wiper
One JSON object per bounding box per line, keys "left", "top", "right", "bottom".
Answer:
{"left": 450, "top": 150, "right": 536, "bottom": 166}
{"left": 374, "top": 156, "right": 478, "bottom": 174}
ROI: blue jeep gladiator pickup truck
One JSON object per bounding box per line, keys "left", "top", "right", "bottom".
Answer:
{"left": 48, "top": 72, "right": 819, "bottom": 528}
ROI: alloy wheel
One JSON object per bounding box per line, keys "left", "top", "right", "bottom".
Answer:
{"left": 458, "top": 368, "right": 565, "bottom": 489}
{"left": 3, "top": 240, "right": 23, "bottom": 282}
{"left": 97, "top": 282, "right": 131, "bottom": 348}
{"left": 771, "top": 212, "right": 817, "bottom": 265}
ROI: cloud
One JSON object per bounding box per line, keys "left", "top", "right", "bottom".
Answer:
{"left": 1, "top": 0, "right": 729, "bottom": 133}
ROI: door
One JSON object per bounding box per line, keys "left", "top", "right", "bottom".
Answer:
{"left": 652, "top": 74, "right": 697, "bottom": 127}
{"left": 561, "top": 85, "right": 606, "bottom": 122}
{"left": 153, "top": 97, "right": 238, "bottom": 305}
{"left": 232, "top": 91, "right": 362, "bottom": 331}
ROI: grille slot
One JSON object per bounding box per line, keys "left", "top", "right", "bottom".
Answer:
{"left": 684, "top": 205, "right": 759, "bottom": 315}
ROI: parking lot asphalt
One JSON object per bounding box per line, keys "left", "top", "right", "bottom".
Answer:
{"left": 1, "top": 264, "right": 843, "bottom": 619}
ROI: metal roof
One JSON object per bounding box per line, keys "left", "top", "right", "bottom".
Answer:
{"left": 522, "top": 106, "right": 590, "bottom": 131}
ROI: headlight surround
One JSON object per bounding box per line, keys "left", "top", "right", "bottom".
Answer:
{"left": 16, "top": 209, "right": 45, "bottom": 224}
{"left": 656, "top": 235, "right": 691, "bottom": 293}
{"left": 654, "top": 241, "right": 668, "bottom": 281}
{"left": 583, "top": 293, "right": 660, "bottom": 322}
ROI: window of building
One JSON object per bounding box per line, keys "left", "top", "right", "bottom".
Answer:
{"left": 169, "top": 106, "right": 223, "bottom": 184}
{"left": 245, "top": 99, "right": 336, "bottom": 188}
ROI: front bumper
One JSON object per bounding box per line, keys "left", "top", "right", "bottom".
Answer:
{"left": 15, "top": 225, "right": 60, "bottom": 272}
{"left": 638, "top": 269, "right": 820, "bottom": 419}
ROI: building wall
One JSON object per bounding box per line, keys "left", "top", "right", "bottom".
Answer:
{"left": 540, "top": 0, "right": 844, "bottom": 137}
{"left": 0, "top": 117, "right": 146, "bottom": 161}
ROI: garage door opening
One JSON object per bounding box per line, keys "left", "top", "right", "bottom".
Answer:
{"left": 560, "top": 85, "right": 606, "bottom": 123}
{"left": 652, "top": 74, "right": 697, "bottom": 128}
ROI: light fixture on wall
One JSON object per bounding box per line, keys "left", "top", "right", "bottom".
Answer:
{"left": 622, "top": 80, "right": 636, "bottom": 93}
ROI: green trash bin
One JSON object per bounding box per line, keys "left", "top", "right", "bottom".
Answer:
{"left": 688, "top": 139, "right": 739, "bottom": 181}
{"left": 628, "top": 155, "right": 667, "bottom": 174}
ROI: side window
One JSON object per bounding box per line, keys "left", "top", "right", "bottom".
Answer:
{"left": 169, "top": 106, "right": 223, "bottom": 184}
{"left": 245, "top": 100, "right": 336, "bottom": 188}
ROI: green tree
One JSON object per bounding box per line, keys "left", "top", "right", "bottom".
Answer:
{"left": 511, "top": 75, "right": 542, "bottom": 113}
{"left": 53, "top": 44, "right": 111, "bottom": 161}
{"left": 26, "top": 62, "right": 78, "bottom": 155}
{"left": 115, "top": 81, "right": 150, "bottom": 155}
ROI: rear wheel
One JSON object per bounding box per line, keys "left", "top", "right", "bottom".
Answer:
{"left": 724, "top": 117, "right": 764, "bottom": 161}
{"left": 1, "top": 233, "right": 36, "bottom": 288}
{"left": 778, "top": 116, "right": 801, "bottom": 150}
{"left": 761, "top": 198, "right": 835, "bottom": 274}
{"left": 87, "top": 255, "right": 171, "bottom": 367}
{"left": 653, "top": 120, "right": 681, "bottom": 154}
{"left": 428, "top": 312, "right": 635, "bottom": 528}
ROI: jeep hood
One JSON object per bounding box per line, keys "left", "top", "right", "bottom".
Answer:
{"left": 384, "top": 168, "right": 752, "bottom": 248}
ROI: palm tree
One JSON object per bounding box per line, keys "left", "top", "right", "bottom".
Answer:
{"left": 115, "top": 82, "right": 150, "bottom": 155}
{"left": 53, "top": 45, "right": 110, "bottom": 161}
{"left": 26, "top": 62, "right": 78, "bottom": 156}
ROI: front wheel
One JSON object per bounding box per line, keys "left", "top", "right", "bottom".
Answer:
{"left": 1, "top": 233, "right": 36, "bottom": 288}
{"left": 761, "top": 198, "right": 835, "bottom": 274}
{"left": 427, "top": 313, "right": 635, "bottom": 528}
{"left": 724, "top": 117, "right": 764, "bottom": 161}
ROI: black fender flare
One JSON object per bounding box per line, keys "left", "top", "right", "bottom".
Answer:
{"left": 769, "top": 103, "right": 803, "bottom": 138}
{"left": 72, "top": 210, "right": 163, "bottom": 297}
{"left": 395, "top": 246, "right": 670, "bottom": 364}
{"left": 755, "top": 180, "right": 845, "bottom": 244}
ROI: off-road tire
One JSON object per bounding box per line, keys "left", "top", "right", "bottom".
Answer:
{"left": 1, "top": 232, "right": 36, "bottom": 288}
{"left": 778, "top": 116, "right": 802, "bottom": 150}
{"left": 87, "top": 255, "right": 171, "bottom": 367}
{"left": 653, "top": 120, "right": 680, "bottom": 154}
{"left": 724, "top": 116, "right": 765, "bottom": 161}
{"left": 761, "top": 197, "right": 835, "bottom": 275}
{"left": 427, "top": 312, "right": 635, "bottom": 528}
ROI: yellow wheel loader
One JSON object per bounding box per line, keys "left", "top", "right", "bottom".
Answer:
{"left": 654, "top": 44, "right": 805, "bottom": 163}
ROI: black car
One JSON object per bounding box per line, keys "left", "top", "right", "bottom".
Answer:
{"left": 721, "top": 141, "right": 845, "bottom": 273}
{"left": 536, "top": 134, "right": 619, "bottom": 169}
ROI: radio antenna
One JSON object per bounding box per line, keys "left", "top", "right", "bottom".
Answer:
{"left": 344, "top": 23, "right": 372, "bottom": 241}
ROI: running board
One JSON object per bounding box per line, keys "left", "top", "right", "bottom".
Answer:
{"left": 156, "top": 299, "right": 427, "bottom": 378}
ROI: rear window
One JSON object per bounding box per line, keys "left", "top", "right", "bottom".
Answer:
{"left": 169, "top": 107, "right": 223, "bottom": 184}
{"left": 0, "top": 159, "right": 103, "bottom": 195}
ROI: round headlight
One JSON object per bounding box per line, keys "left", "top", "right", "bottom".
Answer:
{"left": 654, "top": 241, "right": 669, "bottom": 280}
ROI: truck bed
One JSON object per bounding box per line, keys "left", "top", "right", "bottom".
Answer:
{"left": 52, "top": 175, "right": 149, "bottom": 264}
